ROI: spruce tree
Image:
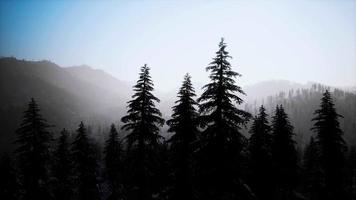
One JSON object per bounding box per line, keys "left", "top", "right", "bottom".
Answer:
{"left": 196, "top": 38, "right": 251, "bottom": 199}
{"left": 104, "top": 124, "right": 123, "bottom": 200}
{"left": 121, "top": 64, "right": 165, "bottom": 200}
{"left": 312, "top": 90, "right": 347, "bottom": 199}
{"left": 248, "top": 105, "right": 273, "bottom": 200}
{"left": 271, "top": 105, "right": 298, "bottom": 199}
{"left": 15, "top": 98, "right": 52, "bottom": 200}
{"left": 53, "top": 129, "right": 73, "bottom": 200}
{"left": 72, "top": 122, "right": 99, "bottom": 200}
{"left": 166, "top": 73, "right": 199, "bottom": 200}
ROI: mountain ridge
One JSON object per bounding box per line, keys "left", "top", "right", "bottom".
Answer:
{"left": 0, "top": 57, "right": 355, "bottom": 153}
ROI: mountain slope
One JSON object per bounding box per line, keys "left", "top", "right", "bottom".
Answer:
{"left": 0, "top": 57, "right": 129, "bottom": 153}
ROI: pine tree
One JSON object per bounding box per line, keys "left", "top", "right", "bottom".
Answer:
{"left": 104, "top": 124, "right": 123, "bottom": 200}
{"left": 271, "top": 105, "right": 298, "bottom": 199}
{"left": 196, "top": 38, "right": 251, "bottom": 199}
{"left": 248, "top": 105, "right": 273, "bottom": 200}
{"left": 312, "top": 90, "right": 347, "bottom": 199}
{"left": 15, "top": 98, "right": 52, "bottom": 200}
{"left": 303, "top": 136, "right": 323, "bottom": 200}
{"left": 0, "top": 153, "right": 19, "bottom": 200}
{"left": 121, "top": 64, "right": 165, "bottom": 200}
{"left": 166, "top": 74, "right": 199, "bottom": 200}
{"left": 72, "top": 122, "right": 100, "bottom": 200}
{"left": 53, "top": 129, "right": 74, "bottom": 200}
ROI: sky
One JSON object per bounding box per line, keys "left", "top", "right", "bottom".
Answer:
{"left": 0, "top": 0, "right": 355, "bottom": 92}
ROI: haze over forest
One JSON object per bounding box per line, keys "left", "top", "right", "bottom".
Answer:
{"left": 0, "top": 1, "right": 356, "bottom": 200}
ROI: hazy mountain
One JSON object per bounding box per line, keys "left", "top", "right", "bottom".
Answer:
{"left": 65, "top": 65, "right": 131, "bottom": 98}
{"left": 0, "top": 57, "right": 129, "bottom": 153}
{"left": 243, "top": 80, "right": 307, "bottom": 103}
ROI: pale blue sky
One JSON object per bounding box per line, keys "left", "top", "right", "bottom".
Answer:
{"left": 1, "top": 0, "right": 355, "bottom": 91}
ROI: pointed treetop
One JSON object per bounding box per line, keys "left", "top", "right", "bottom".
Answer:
{"left": 219, "top": 37, "right": 225, "bottom": 47}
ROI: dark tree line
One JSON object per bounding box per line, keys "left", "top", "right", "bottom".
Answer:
{"left": 0, "top": 39, "right": 354, "bottom": 200}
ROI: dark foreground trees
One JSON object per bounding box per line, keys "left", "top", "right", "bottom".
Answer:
{"left": 271, "top": 105, "right": 298, "bottom": 199}
{"left": 104, "top": 124, "right": 123, "bottom": 200}
{"left": 15, "top": 98, "right": 52, "bottom": 200}
{"left": 303, "top": 136, "right": 323, "bottom": 200}
{"left": 53, "top": 129, "right": 74, "bottom": 200}
{"left": 72, "top": 122, "right": 100, "bottom": 200}
{"left": 0, "top": 153, "right": 19, "bottom": 200}
{"left": 248, "top": 105, "right": 273, "bottom": 200}
{"left": 312, "top": 90, "right": 348, "bottom": 199}
{"left": 121, "top": 64, "right": 165, "bottom": 200}
{"left": 166, "top": 74, "right": 199, "bottom": 200}
{"left": 196, "top": 38, "right": 252, "bottom": 199}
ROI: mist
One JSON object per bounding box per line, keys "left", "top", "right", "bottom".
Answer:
{"left": 1, "top": 1, "right": 356, "bottom": 200}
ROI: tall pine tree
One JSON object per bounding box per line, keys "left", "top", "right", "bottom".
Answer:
{"left": 104, "top": 124, "right": 123, "bottom": 200}
{"left": 248, "top": 105, "right": 273, "bottom": 200}
{"left": 271, "top": 105, "right": 298, "bottom": 200}
{"left": 121, "top": 64, "right": 165, "bottom": 200}
{"left": 196, "top": 38, "right": 251, "bottom": 199}
{"left": 312, "top": 90, "right": 347, "bottom": 199}
{"left": 53, "top": 129, "right": 74, "bottom": 200}
{"left": 72, "top": 122, "right": 100, "bottom": 200}
{"left": 166, "top": 73, "right": 199, "bottom": 200}
{"left": 15, "top": 98, "right": 52, "bottom": 200}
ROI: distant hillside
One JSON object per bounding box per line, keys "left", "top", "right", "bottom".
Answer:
{"left": 0, "top": 57, "right": 130, "bottom": 153}
{"left": 65, "top": 65, "right": 131, "bottom": 98}
{"left": 244, "top": 84, "right": 356, "bottom": 147}
{"left": 243, "top": 80, "right": 307, "bottom": 103}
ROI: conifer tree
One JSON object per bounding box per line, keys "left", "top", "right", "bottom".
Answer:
{"left": 53, "top": 129, "right": 73, "bottom": 200}
{"left": 15, "top": 98, "right": 52, "bottom": 200}
{"left": 72, "top": 122, "right": 99, "bottom": 200}
{"left": 312, "top": 90, "right": 347, "bottom": 199}
{"left": 0, "top": 153, "right": 19, "bottom": 200}
{"left": 248, "top": 105, "right": 273, "bottom": 200}
{"left": 271, "top": 105, "right": 298, "bottom": 199}
{"left": 303, "top": 136, "right": 323, "bottom": 200}
{"left": 121, "top": 64, "right": 165, "bottom": 200}
{"left": 196, "top": 38, "right": 251, "bottom": 199}
{"left": 104, "top": 124, "right": 123, "bottom": 200}
{"left": 166, "top": 74, "right": 199, "bottom": 200}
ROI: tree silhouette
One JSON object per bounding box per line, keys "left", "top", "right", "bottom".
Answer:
{"left": 312, "top": 90, "right": 347, "bottom": 199}
{"left": 248, "top": 105, "right": 273, "bottom": 200}
{"left": 271, "top": 105, "right": 298, "bottom": 199}
{"left": 0, "top": 153, "right": 19, "bottom": 200}
{"left": 166, "top": 73, "right": 199, "bottom": 200}
{"left": 196, "top": 38, "right": 251, "bottom": 199}
{"left": 121, "top": 64, "right": 165, "bottom": 200}
{"left": 71, "top": 121, "right": 100, "bottom": 200}
{"left": 104, "top": 124, "right": 123, "bottom": 200}
{"left": 53, "top": 129, "right": 74, "bottom": 200}
{"left": 15, "top": 98, "right": 52, "bottom": 200}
